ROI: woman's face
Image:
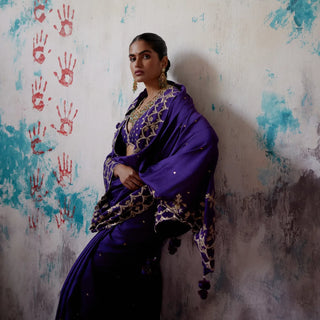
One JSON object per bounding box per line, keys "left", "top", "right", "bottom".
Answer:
{"left": 129, "top": 40, "right": 167, "bottom": 87}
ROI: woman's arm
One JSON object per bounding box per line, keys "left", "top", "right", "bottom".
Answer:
{"left": 114, "top": 163, "right": 144, "bottom": 191}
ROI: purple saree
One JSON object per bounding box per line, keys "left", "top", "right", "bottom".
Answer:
{"left": 56, "top": 82, "right": 218, "bottom": 319}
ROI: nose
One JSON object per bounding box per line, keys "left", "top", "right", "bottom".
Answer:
{"left": 134, "top": 56, "right": 142, "bottom": 68}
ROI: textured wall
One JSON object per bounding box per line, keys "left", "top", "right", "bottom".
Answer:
{"left": 0, "top": 1, "right": 319, "bottom": 319}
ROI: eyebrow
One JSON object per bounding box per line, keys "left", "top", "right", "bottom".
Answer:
{"left": 129, "top": 49, "right": 152, "bottom": 57}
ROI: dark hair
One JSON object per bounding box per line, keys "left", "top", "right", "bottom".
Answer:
{"left": 130, "top": 33, "right": 171, "bottom": 74}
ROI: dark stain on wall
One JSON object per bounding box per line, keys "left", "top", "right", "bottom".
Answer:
{"left": 213, "top": 170, "right": 320, "bottom": 319}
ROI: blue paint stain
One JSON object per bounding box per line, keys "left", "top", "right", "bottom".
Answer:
{"left": 266, "top": 0, "right": 319, "bottom": 43}
{"left": 8, "top": 8, "right": 33, "bottom": 63}
{"left": 34, "top": 70, "right": 42, "bottom": 77}
{"left": 118, "top": 89, "right": 124, "bottom": 107}
{"left": 0, "top": 117, "right": 99, "bottom": 234}
{"left": 0, "top": 0, "right": 13, "bottom": 9}
{"left": 256, "top": 91, "right": 300, "bottom": 164}
{"left": 192, "top": 13, "right": 205, "bottom": 23}
{"left": 312, "top": 41, "right": 320, "bottom": 55}
{"left": 121, "top": 4, "right": 135, "bottom": 23}
{"left": 15, "top": 70, "right": 23, "bottom": 90}
{"left": 9, "top": 7, "right": 33, "bottom": 39}
{"left": 0, "top": 224, "right": 10, "bottom": 241}
{"left": 301, "top": 92, "right": 312, "bottom": 107}
{"left": 266, "top": 69, "right": 275, "bottom": 80}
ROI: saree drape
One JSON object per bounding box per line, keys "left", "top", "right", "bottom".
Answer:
{"left": 56, "top": 82, "right": 218, "bottom": 319}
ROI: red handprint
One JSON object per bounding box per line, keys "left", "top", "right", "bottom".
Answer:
{"left": 51, "top": 100, "right": 78, "bottom": 136}
{"left": 32, "top": 76, "right": 52, "bottom": 111}
{"left": 33, "top": 30, "right": 51, "bottom": 64}
{"left": 30, "top": 168, "right": 49, "bottom": 201}
{"left": 60, "top": 197, "right": 75, "bottom": 219}
{"left": 28, "top": 121, "right": 53, "bottom": 155}
{"left": 29, "top": 214, "right": 39, "bottom": 230}
{"left": 55, "top": 211, "right": 65, "bottom": 229}
{"left": 54, "top": 152, "right": 73, "bottom": 187}
{"left": 34, "top": 0, "right": 52, "bottom": 23}
{"left": 54, "top": 4, "right": 74, "bottom": 37}
{"left": 54, "top": 52, "right": 76, "bottom": 87}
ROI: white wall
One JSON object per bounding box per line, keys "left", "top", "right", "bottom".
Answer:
{"left": 1, "top": 0, "right": 320, "bottom": 319}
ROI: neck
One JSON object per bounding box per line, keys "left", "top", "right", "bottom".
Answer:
{"left": 144, "top": 80, "right": 162, "bottom": 98}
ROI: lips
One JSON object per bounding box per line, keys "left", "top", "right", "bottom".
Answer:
{"left": 135, "top": 70, "right": 144, "bottom": 76}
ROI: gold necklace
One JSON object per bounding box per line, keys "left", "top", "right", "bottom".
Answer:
{"left": 128, "top": 89, "right": 164, "bottom": 126}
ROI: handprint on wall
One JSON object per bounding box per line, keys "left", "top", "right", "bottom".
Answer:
{"left": 59, "top": 197, "right": 75, "bottom": 219}
{"left": 33, "top": 30, "right": 51, "bottom": 64}
{"left": 32, "top": 76, "right": 52, "bottom": 111}
{"left": 51, "top": 100, "right": 78, "bottom": 136}
{"left": 30, "top": 168, "right": 49, "bottom": 202}
{"left": 29, "top": 214, "right": 39, "bottom": 230}
{"left": 28, "top": 121, "right": 53, "bottom": 155}
{"left": 55, "top": 211, "right": 65, "bottom": 229}
{"left": 53, "top": 152, "right": 73, "bottom": 187}
{"left": 33, "top": 0, "right": 52, "bottom": 23}
{"left": 54, "top": 52, "right": 77, "bottom": 87}
{"left": 54, "top": 4, "right": 74, "bottom": 37}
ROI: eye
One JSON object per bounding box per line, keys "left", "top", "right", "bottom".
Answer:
{"left": 143, "top": 54, "right": 151, "bottom": 59}
{"left": 129, "top": 56, "right": 136, "bottom": 62}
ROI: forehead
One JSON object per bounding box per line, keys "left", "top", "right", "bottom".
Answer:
{"left": 129, "top": 40, "right": 155, "bottom": 55}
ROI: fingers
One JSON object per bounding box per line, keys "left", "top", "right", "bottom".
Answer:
{"left": 114, "top": 164, "right": 144, "bottom": 190}
{"left": 123, "top": 171, "right": 144, "bottom": 190}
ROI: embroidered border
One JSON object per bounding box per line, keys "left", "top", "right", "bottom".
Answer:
{"left": 90, "top": 185, "right": 155, "bottom": 232}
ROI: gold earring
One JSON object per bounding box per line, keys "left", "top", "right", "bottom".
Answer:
{"left": 159, "top": 68, "right": 167, "bottom": 89}
{"left": 133, "top": 79, "right": 137, "bottom": 93}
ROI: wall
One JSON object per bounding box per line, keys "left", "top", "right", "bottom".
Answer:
{"left": 0, "top": 1, "right": 319, "bottom": 319}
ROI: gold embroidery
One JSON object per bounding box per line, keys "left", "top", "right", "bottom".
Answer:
{"left": 91, "top": 185, "right": 155, "bottom": 231}
{"left": 127, "top": 85, "right": 179, "bottom": 154}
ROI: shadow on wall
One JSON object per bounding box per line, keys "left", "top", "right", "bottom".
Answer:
{"left": 159, "top": 53, "right": 320, "bottom": 320}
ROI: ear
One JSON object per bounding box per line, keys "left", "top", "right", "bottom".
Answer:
{"left": 161, "top": 56, "right": 168, "bottom": 69}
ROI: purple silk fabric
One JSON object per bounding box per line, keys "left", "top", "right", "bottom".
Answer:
{"left": 91, "top": 82, "right": 219, "bottom": 274}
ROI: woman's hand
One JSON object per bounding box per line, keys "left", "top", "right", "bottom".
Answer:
{"left": 113, "top": 164, "right": 144, "bottom": 191}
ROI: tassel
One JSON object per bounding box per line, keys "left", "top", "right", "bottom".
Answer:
{"left": 198, "top": 277, "right": 211, "bottom": 299}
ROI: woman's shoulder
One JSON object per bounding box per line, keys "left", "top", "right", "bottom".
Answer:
{"left": 164, "top": 81, "right": 196, "bottom": 114}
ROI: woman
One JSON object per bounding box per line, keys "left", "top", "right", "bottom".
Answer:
{"left": 56, "top": 33, "right": 219, "bottom": 319}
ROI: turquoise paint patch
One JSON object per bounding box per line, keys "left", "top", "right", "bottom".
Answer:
{"left": 8, "top": 7, "right": 33, "bottom": 63}
{"left": 212, "top": 103, "right": 215, "bottom": 111}
{"left": 120, "top": 4, "right": 135, "bottom": 23}
{"left": 0, "top": 116, "right": 99, "bottom": 234}
{"left": 266, "top": 69, "right": 275, "bottom": 79}
{"left": 256, "top": 91, "right": 300, "bottom": 164}
{"left": 266, "top": 0, "right": 319, "bottom": 43}
{"left": 15, "top": 70, "right": 23, "bottom": 90}
{"left": 312, "top": 41, "right": 320, "bottom": 55}
{"left": 0, "top": 0, "right": 14, "bottom": 9}
{"left": 9, "top": 7, "right": 33, "bottom": 39}
{"left": 301, "top": 92, "right": 312, "bottom": 107}
{"left": 192, "top": 13, "right": 205, "bottom": 23}
{"left": 118, "top": 89, "right": 124, "bottom": 107}
{"left": 0, "top": 224, "right": 10, "bottom": 241}
{"left": 34, "top": 70, "right": 42, "bottom": 77}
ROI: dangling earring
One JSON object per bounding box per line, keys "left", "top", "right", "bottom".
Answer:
{"left": 159, "top": 68, "right": 167, "bottom": 89}
{"left": 133, "top": 79, "right": 137, "bottom": 93}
